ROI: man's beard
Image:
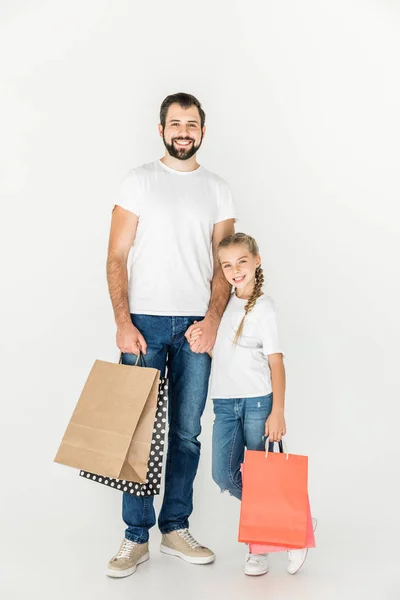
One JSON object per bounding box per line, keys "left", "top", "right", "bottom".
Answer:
{"left": 162, "top": 134, "right": 203, "bottom": 160}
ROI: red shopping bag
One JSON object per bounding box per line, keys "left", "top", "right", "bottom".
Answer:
{"left": 249, "top": 495, "right": 316, "bottom": 553}
{"left": 239, "top": 444, "right": 309, "bottom": 548}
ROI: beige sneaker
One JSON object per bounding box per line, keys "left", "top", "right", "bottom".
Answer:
{"left": 160, "top": 529, "right": 215, "bottom": 565}
{"left": 106, "top": 538, "right": 149, "bottom": 578}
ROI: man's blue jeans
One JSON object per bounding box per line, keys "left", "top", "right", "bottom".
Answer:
{"left": 121, "top": 314, "right": 211, "bottom": 543}
{"left": 212, "top": 394, "right": 273, "bottom": 500}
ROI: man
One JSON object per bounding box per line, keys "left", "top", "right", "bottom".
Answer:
{"left": 105, "top": 93, "right": 236, "bottom": 577}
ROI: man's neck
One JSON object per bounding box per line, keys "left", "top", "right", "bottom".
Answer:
{"left": 160, "top": 153, "right": 200, "bottom": 173}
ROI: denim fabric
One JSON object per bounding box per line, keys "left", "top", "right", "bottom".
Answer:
{"left": 212, "top": 394, "right": 273, "bottom": 500}
{"left": 121, "top": 314, "right": 211, "bottom": 543}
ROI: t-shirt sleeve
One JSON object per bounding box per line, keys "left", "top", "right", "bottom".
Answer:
{"left": 260, "top": 303, "right": 283, "bottom": 357}
{"left": 113, "top": 170, "right": 142, "bottom": 216}
{"left": 215, "top": 180, "right": 236, "bottom": 224}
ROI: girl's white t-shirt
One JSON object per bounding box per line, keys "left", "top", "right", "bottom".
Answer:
{"left": 209, "top": 293, "right": 283, "bottom": 399}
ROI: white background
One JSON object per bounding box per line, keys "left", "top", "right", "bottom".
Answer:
{"left": 1, "top": 1, "right": 399, "bottom": 599}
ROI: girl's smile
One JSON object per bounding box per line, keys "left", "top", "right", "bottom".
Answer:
{"left": 232, "top": 275, "right": 246, "bottom": 284}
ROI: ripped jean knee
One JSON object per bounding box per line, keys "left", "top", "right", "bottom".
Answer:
{"left": 212, "top": 474, "right": 242, "bottom": 501}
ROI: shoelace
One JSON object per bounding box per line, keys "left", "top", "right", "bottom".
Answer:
{"left": 246, "top": 552, "right": 268, "bottom": 565}
{"left": 176, "top": 528, "right": 201, "bottom": 549}
{"left": 115, "top": 539, "right": 138, "bottom": 559}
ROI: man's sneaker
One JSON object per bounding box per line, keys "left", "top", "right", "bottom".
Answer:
{"left": 244, "top": 552, "right": 270, "bottom": 576}
{"left": 287, "top": 518, "right": 318, "bottom": 575}
{"left": 106, "top": 538, "right": 149, "bottom": 578}
{"left": 160, "top": 529, "right": 215, "bottom": 565}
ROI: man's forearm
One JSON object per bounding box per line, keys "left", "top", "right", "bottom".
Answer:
{"left": 106, "top": 256, "right": 131, "bottom": 327}
{"left": 206, "top": 267, "right": 232, "bottom": 325}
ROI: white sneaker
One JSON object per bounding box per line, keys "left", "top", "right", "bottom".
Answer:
{"left": 287, "top": 518, "right": 318, "bottom": 575}
{"left": 244, "top": 552, "right": 269, "bottom": 576}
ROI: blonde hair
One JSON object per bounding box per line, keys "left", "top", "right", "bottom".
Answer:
{"left": 218, "top": 233, "right": 264, "bottom": 344}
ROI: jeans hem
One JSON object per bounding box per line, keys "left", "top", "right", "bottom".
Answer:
{"left": 159, "top": 523, "right": 189, "bottom": 535}
{"left": 124, "top": 532, "right": 149, "bottom": 544}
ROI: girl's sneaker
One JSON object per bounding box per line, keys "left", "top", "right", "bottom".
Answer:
{"left": 287, "top": 518, "right": 318, "bottom": 575}
{"left": 244, "top": 552, "right": 269, "bottom": 576}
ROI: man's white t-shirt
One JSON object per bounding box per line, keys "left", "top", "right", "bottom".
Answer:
{"left": 114, "top": 160, "right": 236, "bottom": 316}
{"left": 209, "top": 293, "right": 283, "bottom": 399}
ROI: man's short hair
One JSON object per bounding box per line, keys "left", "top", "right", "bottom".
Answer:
{"left": 160, "top": 93, "right": 206, "bottom": 129}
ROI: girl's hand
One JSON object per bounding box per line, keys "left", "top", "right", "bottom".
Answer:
{"left": 188, "top": 326, "right": 212, "bottom": 358}
{"left": 265, "top": 410, "right": 286, "bottom": 443}
{"left": 185, "top": 318, "right": 218, "bottom": 354}
{"left": 189, "top": 327, "right": 203, "bottom": 343}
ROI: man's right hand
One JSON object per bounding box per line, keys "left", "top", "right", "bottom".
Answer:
{"left": 116, "top": 321, "right": 147, "bottom": 355}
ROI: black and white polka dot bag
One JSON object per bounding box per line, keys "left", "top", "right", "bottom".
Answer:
{"left": 79, "top": 376, "right": 168, "bottom": 496}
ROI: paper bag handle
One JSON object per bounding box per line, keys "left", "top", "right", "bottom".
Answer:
{"left": 264, "top": 436, "right": 289, "bottom": 460}
{"left": 119, "top": 349, "right": 146, "bottom": 367}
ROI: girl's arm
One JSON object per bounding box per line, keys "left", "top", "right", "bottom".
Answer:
{"left": 265, "top": 353, "right": 286, "bottom": 442}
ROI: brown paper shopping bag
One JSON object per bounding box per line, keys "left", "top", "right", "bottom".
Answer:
{"left": 54, "top": 354, "right": 160, "bottom": 484}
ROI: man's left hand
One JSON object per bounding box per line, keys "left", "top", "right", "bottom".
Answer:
{"left": 185, "top": 317, "right": 218, "bottom": 354}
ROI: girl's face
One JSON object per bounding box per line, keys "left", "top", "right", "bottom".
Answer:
{"left": 219, "top": 244, "right": 261, "bottom": 293}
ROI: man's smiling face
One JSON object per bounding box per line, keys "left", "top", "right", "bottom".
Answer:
{"left": 160, "top": 103, "right": 205, "bottom": 160}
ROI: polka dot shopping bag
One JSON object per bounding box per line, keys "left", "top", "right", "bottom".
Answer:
{"left": 54, "top": 352, "right": 167, "bottom": 492}
{"left": 79, "top": 376, "right": 168, "bottom": 496}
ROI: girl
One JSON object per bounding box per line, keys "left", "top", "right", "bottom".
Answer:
{"left": 190, "top": 232, "right": 314, "bottom": 577}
